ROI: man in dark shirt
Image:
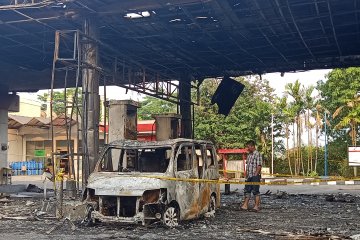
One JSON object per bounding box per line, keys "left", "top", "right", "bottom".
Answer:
{"left": 241, "top": 140, "right": 262, "bottom": 211}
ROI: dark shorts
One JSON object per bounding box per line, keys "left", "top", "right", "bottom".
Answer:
{"left": 244, "top": 175, "right": 261, "bottom": 197}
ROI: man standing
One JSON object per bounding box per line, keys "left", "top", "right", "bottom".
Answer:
{"left": 241, "top": 140, "right": 262, "bottom": 211}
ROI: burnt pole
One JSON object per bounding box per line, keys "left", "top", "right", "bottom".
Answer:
{"left": 179, "top": 74, "right": 193, "bottom": 139}
{"left": 82, "top": 18, "right": 100, "bottom": 185}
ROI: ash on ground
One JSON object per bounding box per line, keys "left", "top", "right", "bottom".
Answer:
{"left": 1, "top": 192, "right": 360, "bottom": 240}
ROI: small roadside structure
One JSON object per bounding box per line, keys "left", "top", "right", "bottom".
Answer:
{"left": 218, "top": 148, "right": 248, "bottom": 195}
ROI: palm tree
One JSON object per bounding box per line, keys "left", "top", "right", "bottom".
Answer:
{"left": 314, "top": 104, "right": 323, "bottom": 173}
{"left": 332, "top": 94, "right": 360, "bottom": 146}
{"left": 285, "top": 80, "right": 305, "bottom": 175}
{"left": 278, "top": 96, "right": 294, "bottom": 176}
{"left": 304, "top": 86, "right": 315, "bottom": 174}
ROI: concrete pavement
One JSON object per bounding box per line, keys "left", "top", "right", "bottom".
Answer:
{"left": 9, "top": 175, "right": 360, "bottom": 195}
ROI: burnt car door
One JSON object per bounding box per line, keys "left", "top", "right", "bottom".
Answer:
{"left": 195, "top": 143, "right": 210, "bottom": 214}
{"left": 204, "top": 144, "right": 220, "bottom": 208}
{"left": 174, "top": 143, "right": 200, "bottom": 220}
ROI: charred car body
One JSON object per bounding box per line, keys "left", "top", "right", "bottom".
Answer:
{"left": 83, "top": 138, "right": 220, "bottom": 227}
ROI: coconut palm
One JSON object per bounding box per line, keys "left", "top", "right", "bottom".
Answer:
{"left": 314, "top": 103, "right": 323, "bottom": 173}
{"left": 285, "top": 80, "right": 305, "bottom": 175}
{"left": 278, "top": 96, "right": 295, "bottom": 176}
{"left": 333, "top": 94, "right": 360, "bottom": 146}
{"left": 304, "top": 86, "right": 315, "bottom": 174}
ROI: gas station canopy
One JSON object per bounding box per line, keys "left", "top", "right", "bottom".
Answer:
{"left": 0, "top": 0, "right": 360, "bottom": 91}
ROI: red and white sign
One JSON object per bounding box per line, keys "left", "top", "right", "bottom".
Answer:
{"left": 348, "top": 147, "right": 360, "bottom": 166}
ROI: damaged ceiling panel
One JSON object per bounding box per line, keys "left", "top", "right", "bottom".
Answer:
{"left": 0, "top": 0, "right": 360, "bottom": 91}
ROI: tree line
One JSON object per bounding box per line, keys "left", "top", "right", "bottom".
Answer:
{"left": 38, "top": 68, "right": 360, "bottom": 177}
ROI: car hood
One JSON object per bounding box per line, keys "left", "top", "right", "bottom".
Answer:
{"left": 87, "top": 172, "right": 168, "bottom": 196}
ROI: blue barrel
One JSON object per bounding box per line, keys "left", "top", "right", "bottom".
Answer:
{"left": 39, "top": 162, "right": 43, "bottom": 170}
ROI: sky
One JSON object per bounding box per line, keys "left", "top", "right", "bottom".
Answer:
{"left": 263, "top": 69, "right": 330, "bottom": 97}
{"left": 20, "top": 69, "right": 332, "bottom": 103}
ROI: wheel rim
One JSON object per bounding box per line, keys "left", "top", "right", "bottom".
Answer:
{"left": 163, "top": 207, "right": 179, "bottom": 227}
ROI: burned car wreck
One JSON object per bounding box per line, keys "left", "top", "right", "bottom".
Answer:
{"left": 83, "top": 138, "right": 220, "bottom": 227}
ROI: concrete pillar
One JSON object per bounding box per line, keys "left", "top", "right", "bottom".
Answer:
{"left": 179, "top": 74, "right": 192, "bottom": 138}
{"left": 22, "top": 135, "right": 26, "bottom": 161}
{"left": 82, "top": 18, "right": 100, "bottom": 183}
{"left": 108, "top": 100, "right": 139, "bottom": 142}
{"left": 0, "top": 109, "right": 8, "bottom": 168}
{"left": 0, "top": 92, "right": 19, "bottom": 169}
{"left": 108, "top": 100, "right": 139, "bottom": 170}
{"left": 152, "top": 114, "right": 181, "bottom": 141}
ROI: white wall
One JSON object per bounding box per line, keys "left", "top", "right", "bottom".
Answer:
{"left": 8, "top": 129, "right": 24, "bottom": 163}
{"left": 11, "top": 98, "right": 42, "bottom": 118}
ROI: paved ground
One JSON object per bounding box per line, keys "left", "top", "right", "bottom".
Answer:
{"left": 1, "top": 190, "right": 360, "bottom": 239}
{"left": 10, "top": 175, "right": 360, "bottom": 195}
{"left": 0, "top": 175, "right": 359, "bottom": 239}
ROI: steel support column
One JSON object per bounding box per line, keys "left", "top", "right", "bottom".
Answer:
{"left": 82, "top": 18, "right": 100, "bottom": 184}
{"left": 179, "top": 74, "right": 192, "bottom": 139}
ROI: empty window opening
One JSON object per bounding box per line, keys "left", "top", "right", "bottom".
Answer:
{"left": 195, "top": 144, "right": 204, "bottom": 178}
{"left": 176, "top": 145, "right": 193, "bottom": 171}
{"left": 99, "top": 147, "right": 171, "bottom": 173}
{"left": 206, "top": 146, "right": 215, "bottom": 167}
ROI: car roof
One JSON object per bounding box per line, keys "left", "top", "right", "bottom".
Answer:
{"left": 106, "top": 138, "right": 214, "bottom": 148}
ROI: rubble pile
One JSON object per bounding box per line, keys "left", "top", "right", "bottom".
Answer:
{"left": 0, "top": 192, "right": 359, "bottom": 239}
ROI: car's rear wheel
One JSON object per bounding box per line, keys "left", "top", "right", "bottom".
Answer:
{"left": 163, "top": 206, "right": 179, "bottom": 228}
{"left": 208, "top": 195, "right": 216, "bottom": 213}
{"left": 82, "top": 205, "right": 95, "bottom": 227}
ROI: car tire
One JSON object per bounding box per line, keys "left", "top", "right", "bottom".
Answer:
{"left": 208, "top": 195, "right": 216, "bottom": 213}
{"left": 163, "top": 206, "right": 180, "bottom": 228}
{"left": 82, "top": 205, "right": 95, "bottom": 227}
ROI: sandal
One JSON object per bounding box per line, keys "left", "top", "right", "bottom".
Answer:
{"left": 240, "top": 206, "right": 248, "bottom": 211}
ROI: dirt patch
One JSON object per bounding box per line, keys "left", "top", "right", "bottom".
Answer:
{"left": 0, "top": 192, "right": 359, "bottom": 239}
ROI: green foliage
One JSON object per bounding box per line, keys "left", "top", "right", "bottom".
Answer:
{"left": 308, "top": 171, "right": 318, "bottom": 177}
{"left": 37, "top": 89, "right": 82, "bottom": 116}
{"left": 137, "top": 96, "right": 177, "bottom": 120}
{"left": 194, "top": 77, "right": 277, "bottom": 162}
{"left": 317, "top": 68, "right": 360, "bottom": 142}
